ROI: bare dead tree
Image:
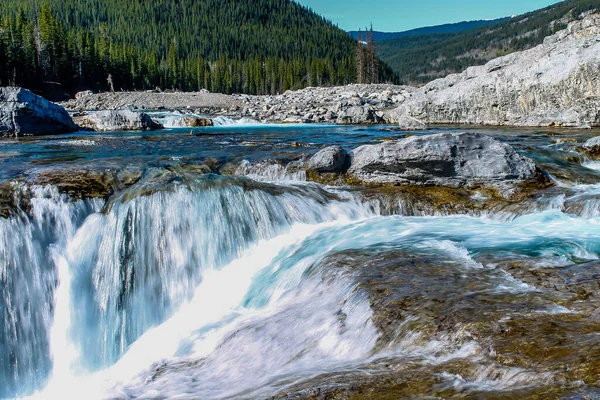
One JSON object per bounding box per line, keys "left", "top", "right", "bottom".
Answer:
{"left": 367, "top": 24, "right": 378, "bottom": 83}
{"left": 107, "top": 73, "right": 115, "bottom": 92}
{"left": 355, "top": 29, "right": 365, "bottom": 84}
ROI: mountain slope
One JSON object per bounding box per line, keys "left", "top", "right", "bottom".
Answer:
{"left": 0, "top": 0, "right": 398, "bottom": 96}
{"left": 349, "top": 17, "right": 508, "bottom": 42}
{"left": 377, "top": 0, "right": 600, "bottom": 85}
{"left": 388, "top": 13, "right": 600, "bottom": 128}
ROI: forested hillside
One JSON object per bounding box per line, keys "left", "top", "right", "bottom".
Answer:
{"left": 348, "top": 17, "right": 508, "bottom": 42}
{"left": 0, "top": 0, "right": 397, "bottom": 97}
{"left": 377, "top": 0, "right": 600, "bottom": 85}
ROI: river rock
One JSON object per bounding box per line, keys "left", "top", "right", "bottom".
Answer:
{"left": 348, "top": 132, "right": 537, "bottom": 187}
{"left": 397, "top": 116, "right": 427, "bottom": 131}
{"left": 0, "top": 87, "right": 76, "bottom": 137}
{"left": 389, "top": 13, "right": 600, "bottom": 128}
{"left": 307, "top": 146, "right": 348, "bottom": 173}
{"left": 75, "top": 90, "right": 94, "bottom": 100}
{"left": 163, "top": 116, "right": 213, "bottom": 128}
{"left": 78, "top": 110, "right": 162, "bottom": 131}
{"left": 335, "top": 105, "right": 384, "bottom": 125}
{"left": 183, "top": 117, "right": 213, "bottom": 127}
{"left": 583, "top": 135, "right": 600, "bottom": 156}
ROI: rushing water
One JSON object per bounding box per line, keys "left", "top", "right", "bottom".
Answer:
{"left": 1, "top": 120, "right": 600, "bottom": 399}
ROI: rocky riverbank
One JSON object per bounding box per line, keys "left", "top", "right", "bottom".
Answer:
{"left": 62, "top": 84, "right": 415, "bottom": 126}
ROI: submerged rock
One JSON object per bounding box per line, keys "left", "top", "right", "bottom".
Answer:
{"left": 348, "top": 132, "right": 537, "bottom": 188}
{"left": 0, "top": 87, "right": 76, "bottom": 137}
{"left": 306, "top": 146, "right": 348, "bottom": 174}
{"left": 583, "top": 135, "right": 600, "bottom": 157}
{"left": 272, "top": 246, "right": 600, "bottom": 400}
{"left": 389, "top": 14, "right": 600, "bottom": 128}
{"left": 78, "top": 110, "right": 162, "bottom": 131}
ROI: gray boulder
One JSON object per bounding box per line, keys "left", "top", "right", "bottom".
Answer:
{"left": 0, "top": 87, "right": 76, "bottom": 137}
{"left": 583, "top": 136, "right": 600, "bottom": 155}
{"left": 348, "top": 132, "right": 536, "bottom": 187}
{"left": 397, "top": 116, "right": 427, "bottom": 131}
{"left": 335, "top": 105, "right": 384, "bottom": 125}
{"left": 307, "top": 146, "right": 348, "bottom": 173}
{"left": 78, "top": 110, "right": 162, "bottom": 131}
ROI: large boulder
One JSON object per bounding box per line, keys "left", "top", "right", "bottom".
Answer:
{"left": 348, "top": 132, "right": 537, "bottom": 187}
{"left": 0, "top": 87, "right": 76, "bottom": 137}
{"left": 78, "top": 110, "right": 162, "bottom": 131}
{"left": 389, "top": 14, "right": 600, "bottom": 128}
{"left": 307, "top": 146, "right": 348, "bottom": 173}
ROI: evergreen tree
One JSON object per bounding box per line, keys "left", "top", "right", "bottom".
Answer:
{"left": 0, "top": 0, "right": 399, "bottom": 94}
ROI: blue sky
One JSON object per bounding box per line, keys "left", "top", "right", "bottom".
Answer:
{"left": 296, "top": 0, "right": 558, "bottom": 32}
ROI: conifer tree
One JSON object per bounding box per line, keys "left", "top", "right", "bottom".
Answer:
{"left": 0, "top": 1, "right": 399, "bottom": 94}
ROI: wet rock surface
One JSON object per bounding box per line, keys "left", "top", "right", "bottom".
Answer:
{"left": 25, "top": 167, "right": 143, "bottom": 200}
{"left": 348, "top": 132, "right": 538, "bottom": 188}
{"left": 1, "top": 87, "right": 76, "bottom": 137}
{"left": 76, "top": 110, "right": 163, "bottom": 131}
{"left": 272, "top": 247, "right": 600, "bottom": 399}
{"left": 307, "top": 146, "right": 348, "bottom": 174}
{"left": 584, "top": 135, "right": 600, "bottom": 158}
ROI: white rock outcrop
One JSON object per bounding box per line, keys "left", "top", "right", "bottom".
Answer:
{"left": 389, "top": 14, "right": 600, "bottom": 128}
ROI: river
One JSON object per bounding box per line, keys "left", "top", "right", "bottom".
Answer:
{"left": 1, "top": 120, "right": 599, "bottom": 399}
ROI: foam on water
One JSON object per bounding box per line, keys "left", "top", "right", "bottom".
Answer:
{"left": 55, "top": 139, "right": 98, "bottom": 146}
{"left": 212, "top": 116, "right": 263, "bottom": 126}
{"left": 234, "top": 159, "right": 307, "bottom": 182}
{"left": 583, "top": 161, "right": 600, "bottom": 171}
{"left": 439, "top": 365, "right": 555, "bottom": 392}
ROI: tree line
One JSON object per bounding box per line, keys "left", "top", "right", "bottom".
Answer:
{"left": 0, "top": 0, "right": 398, "bottom": 95}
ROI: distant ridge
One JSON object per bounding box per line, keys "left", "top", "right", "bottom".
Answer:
{"left": 348, "top": 18, "right": 509, "bottom": 42}
{"left": 374, "top": 0, "right": 600, "bottom": 85}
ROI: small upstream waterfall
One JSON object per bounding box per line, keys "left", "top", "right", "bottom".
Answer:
{"left": 0, "top": 167, "right": 599, "bottom": 399}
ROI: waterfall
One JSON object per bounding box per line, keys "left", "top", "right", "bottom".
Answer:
{"left": 1, "top": 168, "right": 599, "bottom": 399}
{"left": 0, "top": 186, "right": 102, "bottom": 399}
{"left": 0, "top": 176, "right": 370, "bottom": 398}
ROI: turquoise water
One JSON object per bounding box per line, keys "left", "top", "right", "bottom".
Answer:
{"left": 0, "top": 122, "right": 599, "bottom": 399}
